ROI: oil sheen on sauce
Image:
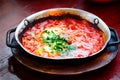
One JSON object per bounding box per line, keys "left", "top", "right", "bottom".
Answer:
{"left": 22, "top": 16, "right": 105, "bottom": 59}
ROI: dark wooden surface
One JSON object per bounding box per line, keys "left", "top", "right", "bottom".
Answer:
{"left": 0, "top": 0, "right": 120, "bottom": 80}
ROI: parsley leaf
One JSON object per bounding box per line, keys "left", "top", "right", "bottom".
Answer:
{"left": 42, "top": 30, "right": 76, "bottom": 54}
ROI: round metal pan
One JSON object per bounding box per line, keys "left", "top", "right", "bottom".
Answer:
{"left": 6, "top": 8, "right": 120, "bottom": 64}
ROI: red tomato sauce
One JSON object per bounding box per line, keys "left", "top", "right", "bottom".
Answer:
{"left": 22, "top": 16, "right": 105, "bottom": 59}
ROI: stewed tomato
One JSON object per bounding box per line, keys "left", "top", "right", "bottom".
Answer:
{"left": 22, "top": 16, "right": 105, "bottom": 59}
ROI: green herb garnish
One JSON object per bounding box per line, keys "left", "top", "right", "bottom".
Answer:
{"left": 42, "top": 30, "right": 76, "bottom": 54}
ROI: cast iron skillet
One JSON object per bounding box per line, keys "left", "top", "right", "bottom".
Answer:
{"left": 6, "top": 8, "right": 120, "bottom": 64}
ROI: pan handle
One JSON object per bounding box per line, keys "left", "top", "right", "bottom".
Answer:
{"left": 6, "top": 28, "right": 17, "bottom": 48}
{"left": 108, "top": 27, "right": 120, "bottom": 46}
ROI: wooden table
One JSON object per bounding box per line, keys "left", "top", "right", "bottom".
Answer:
{"left": 0, "top": 0, "right": 120, "bottom": 80}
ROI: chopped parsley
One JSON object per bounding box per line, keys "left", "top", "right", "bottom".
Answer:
{"left": 42, "top": 30, "right": 76, "bottom": 54}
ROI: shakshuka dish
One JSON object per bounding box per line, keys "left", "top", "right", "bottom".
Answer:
{"left": 22, "top": 15, "right": 105, "bottom": 59}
